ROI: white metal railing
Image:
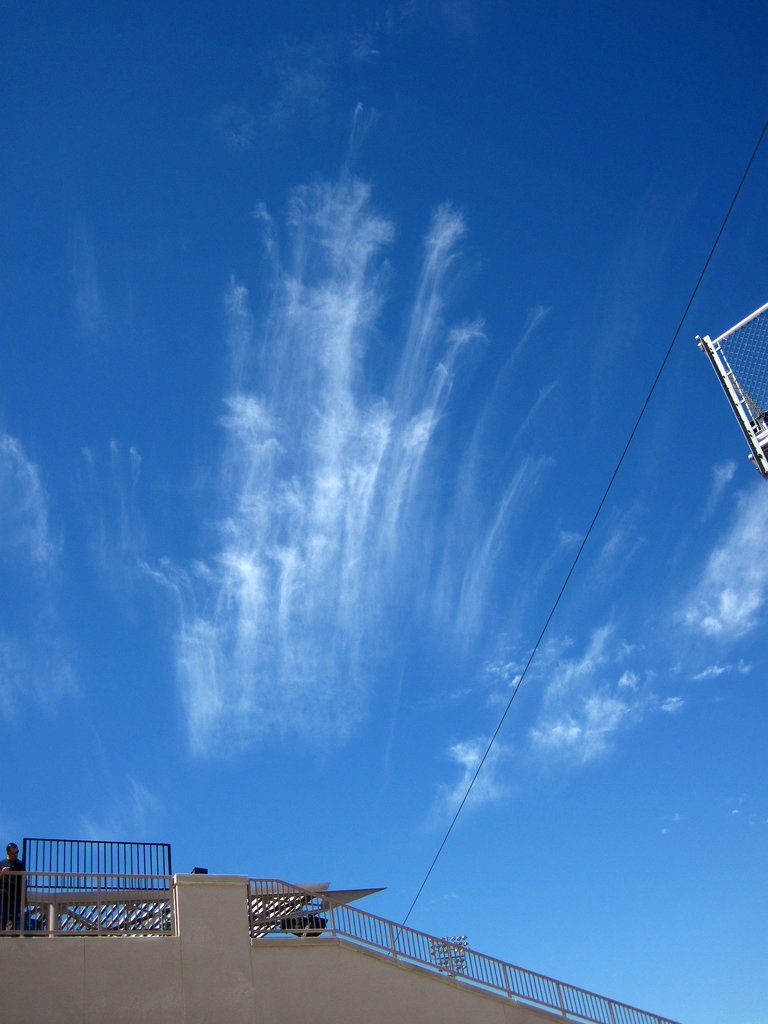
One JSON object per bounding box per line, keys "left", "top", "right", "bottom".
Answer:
{"left": 248, "top": 879, "right": 681, "bottom": 1024}
{"left": 0, "top": 872, "right": 174, "bottom": 936}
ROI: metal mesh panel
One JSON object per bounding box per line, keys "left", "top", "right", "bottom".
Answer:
{"left": 716, "top": 305, "right": 768, "bottom": 418}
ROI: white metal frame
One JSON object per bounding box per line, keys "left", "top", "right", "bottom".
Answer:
{"left": 0, "top": 872, "right": 175, "bottom": 936}
{"left": 248, "top": 878, "right": 681, "bottom": 1024}
{"left": 697, "top": 300, "right": 768, "bottom": 479}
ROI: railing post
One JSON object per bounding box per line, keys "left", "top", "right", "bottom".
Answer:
{"left": 45, "top": 873, "right": 58, "bottom": 934}
{"left": 389, "top": 921, "right": 398, "bottom": 959}
{"left": 20, "top": 874, "right": 27, "bottom": 935}
{"left": 556, "top": 980, "right": 566, "bottom": 1017}
{"left": 96, "top": 873, "right": 102, "bottom": 935}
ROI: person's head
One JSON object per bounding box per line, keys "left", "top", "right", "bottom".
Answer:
{"left": 6, "top": 843, "right": 19, "bottom": 860}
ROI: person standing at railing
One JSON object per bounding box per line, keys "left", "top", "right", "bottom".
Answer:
{"left": 0, "top": 842, "right": 25, "bottom": 931}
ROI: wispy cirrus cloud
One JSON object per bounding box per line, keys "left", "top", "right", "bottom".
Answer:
{"left": 428, "top": 485, "right": 767, "bottom": 807}
{"left": 530, "top": 487, "right": 768, "bottom": 763}
{"left": 524, "top": 624, "right": 691, "bottom": 767}
{"left": 588, "top": 505, "right": 647, "bottom": 584}
{"left": 691, "top": 659, "right": 750, "bottom": 681}
{"left": 0, "top": 434, "right": 75, "bottom": 715}
{"left": 681, "top": 484, "right": 768, "bottom": 638}
{"left": 0, "top": 634, "right": 26, "bottom": 719}
{"left": 72, "top": 226, "right": 106, "bottom": 338}
{"left": 79, "top": 441, "right": 146, "bottom": 582}
{"left": 0, "top": 632, "right": 76, "bottom": 719}
{"left": 265, "top": 39, "right": 334, "bottom": 125}
{"left": 431, "top": 736, "right": 509, "bottom": 822}
{"left": 211, "top": 105, "right": 257, "bottom": 152}
{"left": 351, "top": 32, "right": 380, "bottom": 63}
{"left": 431, "top": 306, "right": 555, "bottom": 633}
{"left": 0, "top": 433, "right": 56, "bottom": 566}
{"left": 454, "top": 455, "right": 552, "bottom": 636}
{"left": 430, "top": 612, "right": 703, "bottom": 812}
{"left": 436, "top": 477, "right": 766, "bottom": 803}
{"left": 701, "top": 460, "right": 737, "bottom": 520}
{"left": 531, "top": 690, "right": 633, "bottom": 761}
{"left": 152, "top": 176, "right": 530, "bottom": 754}
{"left": 80, "top": 778, "right": 163, "bottom": 841}
{"left": 528, "top": 626, "right": 639, "bottom": 764}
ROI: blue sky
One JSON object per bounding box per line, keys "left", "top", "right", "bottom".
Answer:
{"left": 2, "top": 2, "right": 767, "bottom": 1021}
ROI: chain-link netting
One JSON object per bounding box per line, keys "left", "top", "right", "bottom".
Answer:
{"left": 717, "top": 306, "right": 768, "bottom": 419}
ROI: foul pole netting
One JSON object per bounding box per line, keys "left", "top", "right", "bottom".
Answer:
{"left": 698, "top": 300, "right": 768, "bottom": 478}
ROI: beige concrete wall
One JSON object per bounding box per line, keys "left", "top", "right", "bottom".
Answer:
{"left": 252, "top": 939, "right": 564, "bottom": 1024}
{"left": 0, "top": 875, "right": 562, "bottom": 1024}
{"left": 0, "top": 931, "right": 184, "bottom": 1023}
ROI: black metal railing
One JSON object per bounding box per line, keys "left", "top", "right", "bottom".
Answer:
{"left": 22, "top": 839, "right": 172, "bottom": 891}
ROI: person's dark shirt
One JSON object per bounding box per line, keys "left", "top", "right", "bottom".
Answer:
{"left": 0, "top": 856, "right": 24, "bottom": 897}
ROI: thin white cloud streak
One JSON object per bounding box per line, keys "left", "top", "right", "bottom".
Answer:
{"left": 392, "top": 204, "right": 468, "bottom": 416}
{"left": 0, "top": 435, "right": 75, "bottom": 714}
{"left": 427, "top": 310, "right": 555, "bottom": 634}
{"left": 155, "top": 177, "right": 519, "bottom": 754}
{"left": 111, "top": 440, "right": 145, "bottom": 556}
{"left": 0, "top": 434, "right": 55, "bottom": 566}
{"left": 701, "top": 460, "right": 736, "bottom": 520}
{"left": 691, "top": 660, "right": 750, "bottom": 680}
{"left": 681, "top": 484, "right": 768, "bottom": 638}
{"left": 79, "top": 442, "right": 146, "bottom": 580}
{"left": 507, "top": 379, "right": 558, "bottom": 450}
{"left": 458, "top": 305, "right": 550, "bottom": 482}
{"left": 346, "top": 102, "right": 379, "bottom": 168}
{"left": 379, "top": 316, "right": 486, "bottom": 559}
{"left": 376, "top": 205, "right": 482, "bottom": 566}
{"left": 73, "top": 227, "right": 105, "bottom": 337}
{"left": 455, "top": 455, "right": 552, "bottom": 636}
{"left": 431, "top": 307, "right": 554, "bottom": 628}
{"left": 0, "top": 631, "right": 76, "bottom": 720}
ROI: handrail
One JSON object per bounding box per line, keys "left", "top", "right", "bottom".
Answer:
{"left": 248, "top": 879, "right": 681, "bottom": 1024}
{"left": 22, "top": 870, "right": 172, "bottom": 892}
